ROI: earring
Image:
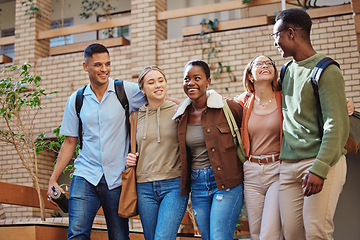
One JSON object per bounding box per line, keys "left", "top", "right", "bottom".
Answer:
{"left": 142, "top": 91, "right": 146, "bottom": 96}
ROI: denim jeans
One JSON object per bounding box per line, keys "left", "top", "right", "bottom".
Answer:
{"left": 137, "top": 177, "right": 189, "bottom": 240}
{"left": 67, "top": 175, "right": 129, "bottom": 240}
{"left": 191, "top": 167, "right": 244, "bottom": 240}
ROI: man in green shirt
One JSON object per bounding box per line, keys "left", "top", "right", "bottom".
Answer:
{"left": 272, "top": 9, "right": 349, "bottom": 240}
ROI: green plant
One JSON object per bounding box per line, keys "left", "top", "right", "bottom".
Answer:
{"left": 199, "top": 18, "right": 235, "bottom": 82}
{"left": 36, "top": 125, "right": 79, "bottom": 179}
{"left": 0, "top": 63, "right": 56, "bottom": 220}
{"left": 235, "top": 202, "right": 248, "bottom": 234}
{"left": 21, "top": 0, "right": 44, "bottom": 19}
{"left": 80, "top": 0, "right": 116, "bottom": 38}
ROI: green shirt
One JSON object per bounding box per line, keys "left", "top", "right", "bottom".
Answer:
{"left": 280, "top": 53, "right": 349, "bottom": 179}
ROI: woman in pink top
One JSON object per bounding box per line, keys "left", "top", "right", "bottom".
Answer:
{"left": 234, "top": 55, "right": 283, "bottom": 240}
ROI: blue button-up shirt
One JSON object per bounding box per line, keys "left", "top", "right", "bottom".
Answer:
{"left": 60, "top": 78, "right": 146, "bottom": 190}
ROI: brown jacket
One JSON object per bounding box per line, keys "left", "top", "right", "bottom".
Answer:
{"left": 173, "top": 90, "right": 244, "bottom": 196}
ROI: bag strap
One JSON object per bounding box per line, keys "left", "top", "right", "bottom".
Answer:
{"left": 309, "top": 57, "right": 340, "bottom": 139}
{"left": 222, "top": 100, "right": 246, "bottom": 163}
{"left": 114, "top": 80, "right": 131, "bottom": 152}
{"left": 75, "top": 80, "right": 130, "bottom": 150}
{"left": 75, "top": 85, "right": 87, "bottom": 149}
{"left": 279, "top": 60, "right": 293, "bottom": 85}
{"left": 130, "top": 111, "right": 138, "bottom": 154}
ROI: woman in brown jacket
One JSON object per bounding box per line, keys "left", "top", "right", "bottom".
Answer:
{"left": 172, "top": 60, "right": 244, "bottom": 240}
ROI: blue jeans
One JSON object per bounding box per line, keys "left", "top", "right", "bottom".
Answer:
{"left": 191, "top": 167, "right": 244, "bottom": 240}
{"left": 137, "top": 177, "right": 189, "bottom": 240}
{"left": 67, "top": 175, "right": 129, "bottom": 240}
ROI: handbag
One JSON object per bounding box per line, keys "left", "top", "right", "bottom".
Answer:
{"left": 345, "top": 111, "right": 360, "bottom": 155}
{"left": 118, "top": 111, "right": 139, "bottom": 218}
{"left": 222, "top": 100, "right": 246, "bottom": 163}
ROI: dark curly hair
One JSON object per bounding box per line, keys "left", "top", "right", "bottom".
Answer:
{"left": 275, "top": 8, "right": 312, "bottom": 39}
{"left": 184, "top": 60, "right": 211, "bottom": 79}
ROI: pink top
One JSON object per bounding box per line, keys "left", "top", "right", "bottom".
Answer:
{"left": 248, "top": 108, "right": 281, "bottom": 156}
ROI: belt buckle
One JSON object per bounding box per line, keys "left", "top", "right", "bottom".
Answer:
{"left": 258, "top": 156, "right": 265, "bottom": 165}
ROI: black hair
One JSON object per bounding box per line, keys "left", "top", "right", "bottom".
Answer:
{"left": 275, "top": 8, "right": 312, "bottom": 38}
{"left": 184, "top": 60, "right": 211, "bottom": 79}
{"left": 84, "top": 43, "right": 109, "bottom": 59}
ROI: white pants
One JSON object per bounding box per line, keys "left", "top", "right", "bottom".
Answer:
{"left": 244, "top": 160, "right": 282, "bottom": 240}
{"left": 279, "top": 156, "right": 347, "bottom": 240}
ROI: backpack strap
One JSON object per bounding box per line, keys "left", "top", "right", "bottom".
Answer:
{"left": 114, "top": 80, "right": 131, "bottom": 152}
{"left": 222, "top": 100, "right": 246, "bottom": 163}
{"left": 310, "top": 57, "right": 340, "bottom": 139}
{"left": 279, "top": 60, "right": 293, "bottom": 85}
{"left": 75, "top": 80, "right": 130, "bottom": 150}
{"left": 75, "top": 85, "right": 87, "bottom": 149}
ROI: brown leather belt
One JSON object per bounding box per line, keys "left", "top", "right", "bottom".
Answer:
{"left": 248, "top": 154, "right": 280, "bottom": 164}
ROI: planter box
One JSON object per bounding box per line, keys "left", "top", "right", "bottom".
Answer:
{"left": 0, "top": 222, "right": 108, "bottom": 240}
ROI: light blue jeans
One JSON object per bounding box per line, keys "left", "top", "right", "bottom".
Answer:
{"left": 191, "top": 167, "right": 244, "bottom": 240}
{"left": 136, "top": 177, "right": 189, "bottom": 240}
{"left": 67, "top": 175, "right": 129, "bottom": 240}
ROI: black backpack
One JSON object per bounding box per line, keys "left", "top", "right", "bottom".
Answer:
{"left": 75, "top": 80, "right": 129, "bottom": 149}
{"left": 280, "top": 57, "right": 340, "bottom": 140}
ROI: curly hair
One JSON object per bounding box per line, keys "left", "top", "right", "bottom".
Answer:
{"left": 275, "top": 8, "right": 312, "bottom": 39}
{"left": 184, "top": 60, "right": 211, "bottom": 79}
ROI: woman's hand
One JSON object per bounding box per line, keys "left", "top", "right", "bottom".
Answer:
{"left": 347, "top": 98, "right": 355, "bottom": 116}
{"left": 126, "top": 152, "right": 139, "bottom": 167}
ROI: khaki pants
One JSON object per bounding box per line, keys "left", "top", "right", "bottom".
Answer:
{"left": 279, "top": 156, "right": 347, "bottom": 240}
{"left": 244, "top": 161, "right": 282, "bottom": 240}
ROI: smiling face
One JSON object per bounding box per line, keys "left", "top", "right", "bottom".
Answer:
{"left": 273, "top": 19, "right": 293, "bottom": 58}
{"left": 250, "top": 56, "right": 275, "bottom": 83}
{"left": 141, "top": 70, "right": 167, "bottom": 108}
{"left": 83, "top": 52, "right": 110, "bottom": 87}
{"left": 183, "top": 65, "right": 211, "bottom": 102}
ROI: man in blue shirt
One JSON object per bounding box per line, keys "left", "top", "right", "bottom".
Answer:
{"left": 47, "top": 43, "right": 146, "bottom": 239}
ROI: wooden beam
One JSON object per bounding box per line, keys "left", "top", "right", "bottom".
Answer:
{"left": 0, "top": 182, "right": 59, "bottom": 210}
{"left": 0, "top": 181, "right": 104, "bottom": 215}
{"left": 37, "top": 17, "right": 131, "bottom": 40}
{"left": 306, "top": 4, "right": 352, "bottom": 19}
{"left": 182, "top": 16, "right": 271, "bottom": 36}
{"left": 0, "top": 36, "right": 15, "bottom": 46}
{"left": 157, "top": 0, "right": 281, "bottom": 21}
{"left": 352, "top": 0, "right": 360, "bottom": 14}
{"left": 0, "top": 55, "right": 13, "bottom": 64}
{"left": 49, "top": 37, "right": 130, "bottom": 56}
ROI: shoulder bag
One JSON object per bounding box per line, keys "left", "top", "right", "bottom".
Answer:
{"left": 118, "top": 111, "right": 139, "bottom": 218}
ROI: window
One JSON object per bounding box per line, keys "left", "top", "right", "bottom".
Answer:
{"left": 50, "top": 18, "right": 74, "bottom": 47}
{"left": 1, "top": 28, "right": 15, "bottom": 59}
{"left": 97, "top": 11, "right": 131, "bottom": 40}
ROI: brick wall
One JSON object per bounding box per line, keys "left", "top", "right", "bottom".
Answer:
{"left": 159, "top": 14, "right": 360, "bottom": 105}
{"left": 0, "top": 1, "right": 359, "bottom": 219}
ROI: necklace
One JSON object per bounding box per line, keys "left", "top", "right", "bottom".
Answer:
{"left": 254, "top": 96, "right": 274, "bottom": 107}
{"left": 192, "top": 103, "right": 207, "bottom": 112}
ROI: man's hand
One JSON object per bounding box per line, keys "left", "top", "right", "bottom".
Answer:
{"left": 302, "top": 172, "right": 324, "bottom": 197}
{"left": 47, "top": 180, "right": 66, "bottom": 207}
